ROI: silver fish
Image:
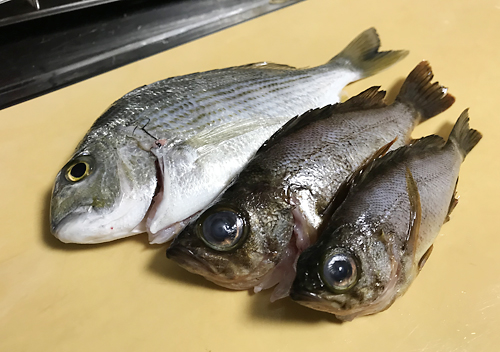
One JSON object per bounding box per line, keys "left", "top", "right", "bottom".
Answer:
{"left": 290, "top": 110, "right": 482, "bottom": 321}
{"left": 166, "top": 61, "right": 454, "bottom": 301}
{"left": 50, "top": 28, "right": 408, "bottom": 244}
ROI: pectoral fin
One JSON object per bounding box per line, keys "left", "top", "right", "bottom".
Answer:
{"left": 189, "top": 118, "right": 284, "bottom": 149}
{"left": 405, "top": 166, "right": 421, "bottom": 261}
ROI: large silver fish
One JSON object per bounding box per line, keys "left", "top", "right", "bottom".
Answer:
{"left": 50, "top": 28, "right": 408, "bottom": 244}
{"left": 290, "top": 111, "right": 482, "bottom": 321}
{"left": 166, "top": 61, "right": 455, "bottom": 301}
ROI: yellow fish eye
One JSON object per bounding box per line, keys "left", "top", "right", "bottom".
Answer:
{"left": 65, "top": 161, "right": 90, "bottom": 182}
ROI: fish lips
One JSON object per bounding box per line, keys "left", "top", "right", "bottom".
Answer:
{"left": 289, "top": 288, "right": 322, "bottom": 303}
{"left": 166, "top": 244, "right": 217, "bottom": 278}
{"left": 289, "top": 288, "right": 350, "bottom": 317}
{"left": 167, "top": 242, "right": 268, "bottom": 290}
{"left": 51, "top": 210, "right": 102, "bottom": 244}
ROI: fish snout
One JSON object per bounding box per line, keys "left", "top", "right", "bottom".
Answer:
{"left": 167, "top": 244, "right": 216, "bottom": 277}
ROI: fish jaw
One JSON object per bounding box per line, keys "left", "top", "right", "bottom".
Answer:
{"left": 167, "top": 237, "right": 276, "bottom": 290}
{"left": 52, "top": 196, "right": 150, "bottom": 244}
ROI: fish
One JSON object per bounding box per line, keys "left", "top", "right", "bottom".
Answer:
{"left": 50, "top": 28, "right": 408, "bottom": 244}
{"left": 289, "top": 110, "right": 482, "bottom": 321}
{"left": 166, "top": 61, "right": 455, "bottom": 301}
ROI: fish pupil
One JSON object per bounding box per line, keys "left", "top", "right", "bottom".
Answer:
{"left": 322, "top": 253, "right": 358, "bottom": 292}
{"left": 330, "top": 260, "right": 352, "bottom": 283}
{"left": 203, "top": 211, "right": 241, "bottom": 246}
{"left": 70, "top": 163, "right": 87, "bottom": 178}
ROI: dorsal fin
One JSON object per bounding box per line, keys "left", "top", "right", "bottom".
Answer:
{"left": 256, "top": 86, "right": 387, "bottom": 154}
{"left": 237, "top": 62, "right": 298, "bottom": 70}
{"left": 317, "top": 138, "right": 396, "bottom": 235}
{"left": 336, "top": 86, "right": 387, "bottom": 112}
{"left": 351, "top": 134, "right": 446, "bottom": 189}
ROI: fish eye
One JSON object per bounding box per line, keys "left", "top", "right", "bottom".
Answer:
{"left": 65, "top": 161, "right": 91, "bottom": 182}
{"left": 321, "top": 252, "right": 359, "bottom": 293}
{"left": 196, "top": 207, "right": 247, "bottom": 251}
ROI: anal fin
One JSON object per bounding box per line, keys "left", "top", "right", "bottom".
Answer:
{"left": 418, "top": 245, "right": 433, "bottom": 271}
{"left": 444, "top": 179, "right": 459, "bottom": 224}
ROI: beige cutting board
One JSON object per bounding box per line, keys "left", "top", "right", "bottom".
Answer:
{"left": 1, "top": 0, "right": 499, "bottom": 351}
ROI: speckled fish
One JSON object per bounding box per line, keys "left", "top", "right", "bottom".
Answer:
{"left": 50, "top": 28, "right": 408, "bottom": 244}
{"left": 166, "top": 61, "right": 455, "bottom": 301}
{"left": 290, "top": 111, "right": 482, "bottom": 321}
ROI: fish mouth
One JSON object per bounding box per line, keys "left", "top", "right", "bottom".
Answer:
{"left": 167, "top": 245, "right": 214, "bottom": 275}
{"left": 290, "top": 289, "right": 345, "bottom": 316}
{"left": 289, "top": 289, "right": 322, "bottom": 302}
{"left": 50, "top": 210, "right": 91, "bottom": 243}
{"left": 167, "top": 243, "right": 270, "bottom": 290}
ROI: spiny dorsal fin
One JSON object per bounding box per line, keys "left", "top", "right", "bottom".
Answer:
{"left": 351, "top": 134, "right": 446, "bottom": 189}
{"left": 447, "top": 109, "right": 482, "bottom": 159}
{"left": 336, "top": 86, "right": 387, "bottom": 112}
{"left": 318, "top": 138, "right": 397, "bottom": 232}
{"left": 396, "top": 61, "right": 455, "bottom": 122}
{"left": 237, "top": 62, "right": 297, "bottom": 70}
{"left": 256, "top": 87, "right": 387, "bottom": 154}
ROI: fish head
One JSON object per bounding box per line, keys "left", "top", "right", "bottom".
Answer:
{"left": 290, "top": 224, "right": 399, "bottom": 321}
{"left": 167, "top": 183, "right": 294, "bottom": 290}
{"left": 50, "top": 138, "right": 157, "bottom": 244}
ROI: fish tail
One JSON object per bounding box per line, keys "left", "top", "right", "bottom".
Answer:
{"left": 396, "top": 61, "right": 455, "bottom": 122}
{"left": 327, "top": 28, "right": 409, "bottom": 78}
{"left": 448, "top": 109, "right": 482, "bottom": 158}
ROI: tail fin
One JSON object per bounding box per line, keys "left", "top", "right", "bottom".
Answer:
{"left": 396, "top": 61, "right": 455, "bottom": 122}
{"left": 328, "top": 28, "right": 409, "bottom": 78}
{"left": 448, "top": 109, "right": 482, "bottom": 158}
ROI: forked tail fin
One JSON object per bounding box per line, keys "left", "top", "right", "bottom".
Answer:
{"left": 328, "top": 28, "right": 409, "bottom": 78}
{"left": 448, "top": 109, "right": 483, "bottom": 159}
{"left": 396, "top": 61, "right": 455, "bottom": 122}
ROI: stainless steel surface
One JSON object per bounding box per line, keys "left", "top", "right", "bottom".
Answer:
{"left": 0, "top": 0, "right": 302, "bottom": 110}
{"left": 0, "top": 0, "right": 124, "bottom": 25}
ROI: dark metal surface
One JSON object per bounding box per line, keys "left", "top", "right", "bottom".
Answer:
{"left": 0, "top": 0, "right": 302, "bottom": 110}
{"left": 0, "top": 1, "right": 123, "bottom": 27}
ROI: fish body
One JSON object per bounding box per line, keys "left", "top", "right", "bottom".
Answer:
{"left": 50, "top": 28, "right": 408, "bottom": 244}
{"left": 167, "top": 62, "right": 454, "bottom": 300}
{"left": 290, "top": 110, "right": 482, "bottom": 321}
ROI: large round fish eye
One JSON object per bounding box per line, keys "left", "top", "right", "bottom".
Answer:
{"left": 196, "top": 207, "right": 247, "bottom": 251}
{"left": 321, "top": 252, "right": 359, "bottom": 293}
{"left": 65, "top": 160, "right": 91, "bottom": 182}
